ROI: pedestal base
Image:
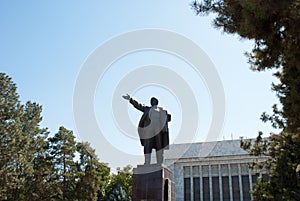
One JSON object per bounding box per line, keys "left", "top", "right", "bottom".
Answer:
{"left": 132, "top": 164, "right": 175, "bottom": 201}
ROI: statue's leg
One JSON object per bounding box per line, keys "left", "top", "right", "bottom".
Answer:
{"left": 144, "top": 139, "right": 152, "bottom": 165}
{"left": 144, "top": 153, "right": 151, "bottom": 165}
{"left": 154, "top": 133, "right": 163, "bottom": 164}
{"left": 156, "top": 149, "right": 164, "bottom": 164}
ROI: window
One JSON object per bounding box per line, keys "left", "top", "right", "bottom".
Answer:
{"left": 193, "top": 177, "right": 200, "bottom": 201}
{"left": 184, "top": 166, "right": 191, "bottom": 201}
{"left": 232, "top": 176, "right": 240, "bottom": 200}
{"left": 212, "top": 176, "right": 220, "bottom": 201}
{"left": 203, "top": 177, "right": 210, "bottom": 201}
{"left": 220, "top": 164, "right": 230, "bottom": 201}
{"left": 242, "top": 175, "right": 251, "bottom": 201}
{"left": 184, "top": 178, "right": 191, "bottom": 201}
{"left": 222, "top": 176, "right": 230, "bottom": 201}
{"left": 193, "top": 166, "right": 200, "bottom": 201}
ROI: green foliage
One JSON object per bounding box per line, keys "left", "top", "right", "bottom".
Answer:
{"left": 107, "top": 184, "right": 129, "bottom": 201}
{"left": 48, "top": 126, "right": 78, "bottom": 200}
{"left": 21, "top": 102, "right": 51, "bottom": 201}
{"left": 193, "top": 0, "right": 300, "bottom": 132}
{"left": 193, "top": 0, "right": 300, "bottom": 200}
{"left": 0, "top": 73, "right": 49, "bottom": 200}
{"left": 0, "top": 73, "right": 132, "bottom": 201}
{"left": 104, "top": 165, "right": 132, "bottom": 201}
{"left": 75, "top": 142, "right": 110, "bottom": 201}
{"left": 241, "top": 132, "right": 300, "bottom": 200}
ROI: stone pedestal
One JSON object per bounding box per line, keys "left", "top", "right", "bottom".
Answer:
{"left": 132, "top": 164, "right": 175, "bottom": 201}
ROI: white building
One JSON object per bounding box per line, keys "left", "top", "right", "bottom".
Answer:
{"left": 164, "top": 139, "right": 267, "bottom": 201}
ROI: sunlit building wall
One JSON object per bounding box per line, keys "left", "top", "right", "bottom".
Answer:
{"left": 164, "top": 140, "right": 267, "bottom": 201}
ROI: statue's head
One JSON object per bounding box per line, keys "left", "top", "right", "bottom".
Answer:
{"left": 150, "top": 97, "right": 158, "bottom": 106}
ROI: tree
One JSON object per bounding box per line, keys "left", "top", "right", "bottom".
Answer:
{"left": 0, "top": 73, "right": 48, "bottom": 200}
{"left": 107, "top": 184, "right": 129, "bottom": 201}
{"left": 104, "top": 165, "right": 132, "bottom": 201}
{"left": 75, "top": 142, "right": 110, "bottom": 201}
{"left": 48, "top": 126, "right": 78, "bottom": 200}
{"left": 0, "top": 73, "right": 23, "bottom": 200}
{"left": 192, "top": 0, "right": 300, "bottom": 200}
{"left": 20, "top": 101, "right": 50, "bottom": 201}
{"left": 0, "top": 73, "right": 121, "bottom": 201}
{"left": 241, "top": 131, "right": 300, "bottom": 200}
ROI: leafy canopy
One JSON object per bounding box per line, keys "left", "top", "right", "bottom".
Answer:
{"left": 193, "top": 1, "right": 300, "bottom": 200}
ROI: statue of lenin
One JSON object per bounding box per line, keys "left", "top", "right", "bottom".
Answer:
{"left": 122, "top": 94, "right": 171, "bottom": 165}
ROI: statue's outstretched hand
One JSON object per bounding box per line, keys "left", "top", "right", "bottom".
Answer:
{"left": 122, "top": 94, "right": 131, "bottom": 100}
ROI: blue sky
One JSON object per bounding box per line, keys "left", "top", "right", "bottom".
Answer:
{"left": 0, "top": 1, "right": 278, "bottom": 167}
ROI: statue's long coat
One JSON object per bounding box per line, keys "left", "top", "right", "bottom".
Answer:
{"left": 129, "top": 98, "right": 171, "bottom": 151}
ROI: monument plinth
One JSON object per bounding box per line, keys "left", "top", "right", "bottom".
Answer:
{"left": 132, "top": 164, "right": 175, "bottom": 201}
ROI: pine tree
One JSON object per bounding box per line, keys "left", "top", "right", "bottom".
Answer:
{"left": 193, "top": 0, "right": 300, "bottom": 200}
{"left": 0, "top": 73, "right": 22, "bottom": 200}
{"left": 0, "top": 73, "right": 49, "bottom": 200}
{"left": 0, "top": 73, "right": 48, "bottom": 200}
{"left": 48, "top": 126, "right": 77, "bottom": 200}
{"left": 23, "top": 104, "right": 51, "bottom": 201}
{"left": 75, "top": 142, "right": 110, "bottom": 201}
{"left": 0, "top": 73, "right": 119, "bottom": 200}
{"left": 19, "top": 101, "right": 50, "bottom": 201}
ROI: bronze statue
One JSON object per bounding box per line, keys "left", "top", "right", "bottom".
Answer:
{"left": 122, "top": 94, "right": 171, "bottom": 165}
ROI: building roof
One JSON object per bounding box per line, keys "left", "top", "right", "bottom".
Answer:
{"left": 164, "top": 139, "right": 248, "bottom": 160}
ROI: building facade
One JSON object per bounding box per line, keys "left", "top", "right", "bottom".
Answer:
{"left": 164, "top": 140, "right": 267, "bottom": 201}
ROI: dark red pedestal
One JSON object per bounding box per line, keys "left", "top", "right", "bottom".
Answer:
{"left": 132, "top": 164, "right": 175, "bottom": 201}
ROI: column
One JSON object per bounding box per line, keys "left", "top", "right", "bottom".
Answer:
{"left": 209, "top": 165, "right": 212, "bottom": 201}
{"left": 200, "top": 165, "right": 203, "bottom": 201}
{"left": 238, "top": 164, "right": 243, "bottom": 201}
{"left": 228, "top": 164, "right": 233, "bottom": 201}
{"left": 218, "top": 164, "right": 223, "bottom": 201}
{"left": 176, "top": 164, "right": 184, "bottom": 201}
{"left": 248, "top": 168, "right": 253, "bottom": 201}
{"left": 190, "top": 166, "right": 194, "bottom": 201}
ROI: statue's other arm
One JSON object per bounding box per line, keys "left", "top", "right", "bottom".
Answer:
{"left": 167, "top": 114, "right": 171, "bottom": 122}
